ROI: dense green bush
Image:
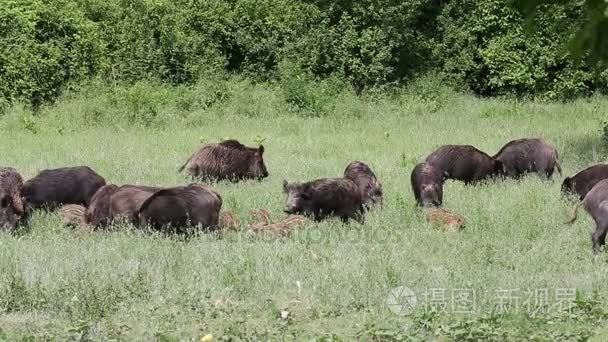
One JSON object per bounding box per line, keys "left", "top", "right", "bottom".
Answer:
{"left": 0, "top": 0, "right": 606, "bottom": 106}
{"left": 285, "top": 0, "right": 440, "bottom": 92}
{"left": 437, "top": 0, "right": 605, "bottom": 99}
{"left": 0, "top": 0, "right": 103, "bottom": 106}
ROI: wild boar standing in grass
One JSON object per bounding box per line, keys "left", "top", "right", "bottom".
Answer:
{"left": 425, "top": 145, "right": 503, "bottom": 185}
{"left": 85, "top": 184, "right": 120, "bottom": 228}
{"left": 137, "top": 183, "right": 222, "bottom": 234}
{"left": 0, "top": 167, "right": 25, "bottom": 231}
{"left": 22, "top": 166, "right": 106, "bottom": 210}
{"left": 179, "top": 139, "right": 268, "bottom": 181}
{"left": 566, "top": 179, "right": 608, "bottom": 254}
{"left": 411, "top": 162, "right": 444, "bottom": 207}
{"left": 283, "top": 178, "right": 364, "bottom": 223}
{"left": 494, "top": 138, "right": 561, "bottom": 179}
{"left": 561, "top": 164, "right": 608, "bottom": 200}
{"left": 87, "top": 184, "right": 162, "bottom": 228}
{"left": 343, "top": 161, "right": 383, "bottom": 210}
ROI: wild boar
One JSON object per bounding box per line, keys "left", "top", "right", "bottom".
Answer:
{"left": 219, "top": 210, "right": 240, "bottom": 231}
{"left": 411, "top": 162, "right": 444, "bottom": 207}
{"left": 283, "top": 178, "right": 364, "bottom": 223}
{"left": 22, "top": 166, "right": 106, "bottom": 209}
{"left": 59, "top": 204, "right": 87, "bottom": 228}
{"left": 179, "top": 139, "right": 268, "bottom": 181}
{"left": 561, "top": 164, "right": 608, "bottom": 200}
{"left": 425, "top": 145, "right": 503, "bottom": 184}
{"left": 0, "top": 167, "right": 25, "bottom": 231}
{"left": 343, "top": 161, "right": 383, "bottom": 210}
{"left": 494, "top": 138, "right": 562, "bottom": 179}
{"left": 566, "top": 179, "right": 608, "bottom": 254}
{"left": 248, "top": 208, "right": 272, "bottom": 225}
{"left": 109, "top": 185, "right": 161, "bottom": 225}
{"left": 85, "top": 184, "right": 120, "bottom": 227}
{"left": 248, "top": 214, "right": 307, "bottom": 237}
{"left": 424, "top": 207, "right": 466, "bottom": 232}
{"left": 137, "top": 183, "right": 222, "bottom": 233}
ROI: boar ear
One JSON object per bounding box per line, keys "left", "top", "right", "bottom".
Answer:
{"left": 258, "top": 145, "right": 264, "bottom": 155}
{"left": 283, "top": 180, "right": 289, "bottom": 192}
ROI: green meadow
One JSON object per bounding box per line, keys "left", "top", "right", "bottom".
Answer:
{"left": 1, "top": 81, "right": 608, "bottom": 340}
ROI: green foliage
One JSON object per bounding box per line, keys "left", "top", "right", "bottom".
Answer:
{"left": 0, "top": 0, "right": 606, "bottom": 107}
{"left": 0, "top": 0, "right": 103, "bottom": 107}
{"left": 514, "top": 0, "right": 608, "bottom": 66}
{"left": 284, "top": 0, "right": 440, "bottom": 92}
{"left": 437, "top": 0, "right": 604, "bottom": 99}
{"left": 20, "top": 114, "right": 39, "bottom": 134}
{"left": 279, "top": 61, "right": 350, "bottom": 116}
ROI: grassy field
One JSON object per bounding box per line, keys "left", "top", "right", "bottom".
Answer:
{"left": 1, "top": 82, "right": 608, "bottom": 340}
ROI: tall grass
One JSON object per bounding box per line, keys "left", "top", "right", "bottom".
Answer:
{"left": 1, "top": 78, "right": 608, "bottom": 339}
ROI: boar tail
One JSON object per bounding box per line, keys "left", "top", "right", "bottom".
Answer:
{"left": 554, "top": 150, "right": 562, "bottom": 175}
{"left": 565, "top": 201, "right": 583, "bottom": 225}
{"left": 178, "top": 153, "right": 194, "bottom": 173}
{"left": 555, "top": 160, "right": 562, "bottom": 176}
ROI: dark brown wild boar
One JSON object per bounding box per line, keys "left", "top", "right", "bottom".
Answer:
{"left": 179, "top": 139, "right": 268, "bottom": 181}
{"left": 411, "top": 162, "right": 444, "bottom": 207}
{"left": 566, "top": 179, "right": 608, "bottom": 254}
{"left": 283, "top": 178, "right": 364, "bottom": 223}
{"left": 137, "top": 183, "right": 222, "bottom": 234}
{"left": 85, "top": 184, "right": 119, "bottom": 227}
{"left": 425, "top": 145, "right": 503, "bottom": 184}
{"left": 0, "top": 167, "right": 25, "bottom": 231}
{"left": 22, "top": 166, "right": 106, "bottom": 209}
{"left": 494, "top": 138, "right": 561, "bottom": 179}
{"left": 561, "top": 164, "right": 608, "bottom": 200}
{"left": 343, "top": 161, "right": 383, "bottom": 210}
{"left": 109, "top": 185, "right": 161, "bottom": 225}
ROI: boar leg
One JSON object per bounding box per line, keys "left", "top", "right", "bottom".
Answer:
{"left": 354, "top": 212, "right": 365, "bottom": 225}
{"left": 535, "top": 159, "right": 553, "bottom": 180}
{"left": 592, "top": 206, "right": 608, "bottom": 254}
{"left": 591, "top": 224, "right": 608, "bottom": 255}
{"left": 341, "top": 208, "right": 364, "bottom": 225}
{"left": 312, "top": 209, "right": 324, "bottom": 222}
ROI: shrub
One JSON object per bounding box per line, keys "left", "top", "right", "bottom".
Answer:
{"left": 0, "top": 0, "right": 606, "bottom": 107}
{"left": 436, "top": 0, "right": 603, "bottom": 99}
{"left": 0, "top": 0, "right": 103, "bottom": 107}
